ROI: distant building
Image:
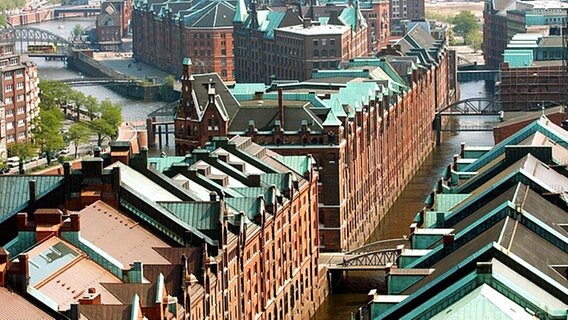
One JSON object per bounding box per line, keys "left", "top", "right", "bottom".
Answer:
{"left": 0, "top": 26, "right": 40, "bottom": 160}
{"left": 132, "top": 0, "right": 236, "bottom": 81}
{"left": 175, "top": 22, "right": 458, "bottom": 251}
{"left": 96, "top": 0, "right": 132, "bottom": 51}
{"left": 483, "top": 0, "right": 568, "bottom": 69}
{"left": 233, "top": 0, "right": 370, "bottom": 83}
{"left": 390, "top": 0, "right": 425, "bottom": 26}
{"left": 497, "top": 33, "right": 568, "bottom": 111}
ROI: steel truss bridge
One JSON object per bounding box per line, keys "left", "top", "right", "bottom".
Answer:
{"left": 433, "top": 97, "right": 502, "bottom": 144}
{"left": 323, "top": 238, "right": 409, "bottom": 271}
{"left": 0, "top": 26, "right": 71, "bottom": 58}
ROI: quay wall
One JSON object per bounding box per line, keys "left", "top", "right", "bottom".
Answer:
{"left": 68, "top": 51, "right": 163, "bottom": 101}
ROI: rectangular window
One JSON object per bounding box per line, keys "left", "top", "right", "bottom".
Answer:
{"left": 4, "top": 97, "right": 12, "bottom": 104}
{"left": 7, "top": 135, "right": 14, "bottom": 143}
{"left": 5, "top": 84, "right": 13, "bottom": 92}
{"left": 6, "top": 109, "right": 13, "bottom": 117}
{"left": 16, "top": 70, "right": 23, "bottom": 77}
{"left": 330, "top": 39, "right": 335, "bottom": 46}
{"left": 6, "top": 122, "right": 13, "bottom": 130}
{"left": 18, "top": 119, "right": 24, "bottom": 127}
{"left": 321, "top": 39, "right": 327, "bottom": 46}
{"left": 221, "top": 49, "right": 226, "bottom": 55}
{"left": 16, "top": 82, "right": 23, "bottom": 90}
{"left": 18, "top": 132, "right": 25, "bottom": 139}
{"left": 313, "top": 39, "right": 318, "bottom": 46}
{"left": 5, "top": 72, "right": 12, "bottom": 80}
{"left": 17, "top": 94, "right": 24, "bottom": 102}
{"left": 17, "top": 107, "right": 24, "bottom": 114}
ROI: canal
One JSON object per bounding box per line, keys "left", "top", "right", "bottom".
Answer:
{"left": 314, "top": 80, "right": 497, "bottom": 319}
{"left": 30, "top": 17, "right": 496, "bottom": 320}
{"left": 28, "top": 17, "right": 171, "bottom": 154}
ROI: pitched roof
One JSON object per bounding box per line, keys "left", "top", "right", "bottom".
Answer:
{"left": 79, "top": 305, "right": 131, "bottom": 320}
{"left": 0, "top": 287, "right": 54, "bottom": 320}
{"left": 184, "top": 1, "right": 236, "bottom": 28}
{"left": 0, "top": 176, "right": 64, "bottom": 224}
{"left": 159, "top": 202, "right": 221, "bottom": 230}
{"left": 78, "top": 201, "right": 172, "bottom": 266}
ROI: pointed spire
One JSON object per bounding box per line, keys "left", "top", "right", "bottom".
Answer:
{"left": 322, "top": 108, "right": 342, "bottom": 127}
{"left": 250, "top": 0, "right": 259, "bottom": 29}
{"left": 233, "top": 0, "right": 248, "bottom": 24}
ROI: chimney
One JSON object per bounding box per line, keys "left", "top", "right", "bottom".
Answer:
{"left": 93, "top": 146, "right": 101, "bottom": 158}
{"left": 79, "top": 287, "right": 102, "bottom": 305}
{"left": 303, "top": 17, "right": 311, "bottom": 28}
{"left": 460, "top": 142, "right": 465, "bottom": 158}
{"left": 130, "top": 261, "right": 144, "bottom": 283}
{"left": 329, "top": 10, "right": 338, "bottom": 23}
{"left": 436, "top": 178, "right": 443, "bottom": 193}
{"left": 69, "top": 213, "right": 80, "bottom": 231}
{"left": 28, "top": 180, "right": 36, "bottom": 215}
{"left": 209, "top": 191, "right": 218, "bottom": 202}
{"left": 278, "top": 88, "right": 284, "bottom": 126}
{"left": 443, "top": 234, "right": 454, "bottom": 247}
{"left": 248, "top": 120, "right": 256, "bottom": 134}
{"left": 249, "top": 174, "right": 261, "bottom": 187}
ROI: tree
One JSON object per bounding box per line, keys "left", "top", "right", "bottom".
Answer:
{"left": 89, "top": 100, "right": 122, "bottom": 146}
{"left": 39, "top": 80, "right": 73, "bottom": 109}
{"left": 33, "top": 108, "right": 66, "bottom": 166}
{"left": 8, "top": 142, "right": 36, "bottom": 174}
{"left": 465, "top": 30, "right": 483, "bottom": 52}
{"left": 67, "top": 123, "right": 92, "bottom": 158}
{"left": 452, "top": 11, "right": 479, "bottom": 38}
{"left": 0, "top": 14, "right": 7, "bottom": 27}
{"left": 71, "top": 24, "right": 84, "bottom": 40}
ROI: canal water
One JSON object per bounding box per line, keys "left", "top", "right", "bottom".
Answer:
{"left": 28, "top": 17, "right": 170, "bottom": 153}
{"left": 30, "top": 17, "right": 496, "bottom": 320}
{"left": 314, "top": 80, "right": 497, "bottom": 320}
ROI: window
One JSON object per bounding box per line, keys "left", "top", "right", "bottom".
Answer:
{"left": 221, "top": 33, "right": 226, "bottom": 38}
{"left": 18, "top": 119, "right": 24, "bottom": 127}
{"left": 321, "top": 50, "right": 328, "bottom": 58}
{"left": 5, "top": 84, "right": 13, "bottom": 92}
{"left": 4, "top": 72, "right": 12, "bottom": 80}
{"left": 18, "top": 132, "right": 25, "bottom": 139}
{"left": 16, "top": 70, "right": 23, "bottom": 77}
{"left": 221, "top": 49, "right": 226, "bottom": 55}
{"left": 313, "top": 39, "right": 318, "bottom": 46}
{"left": 330, "top": 39, "right": 335, "bottom": 46}
{"left": 313, "top": 49, "right": 319, "bottom": 57}
{"left": 321, "top": 39, "right": 326, "bottom": 46}
{"left": 6, "top": 109, "right": 13, "bottom": 117}
{"left": 17, "top": 107, "right": 24, "bottom": 114}
{"left": 6, "top": 122, "right": 13, "bottom": 130}
{"left": 17, "top": 94, "right": 24, "bottom": 102}
{"left": 221, "top": 70, "right": 227, "bottom": 77}
{"left": 7, "top": 135, "right": 14, "bottom": 143}
{"left": 4, "top": 97, "right": 12, "bottom": 104}
{"left": 330, "top": 49, "right": 336, "bottom": 57}
{"left": 16, "top": 82, "right": 23, "bottom": 90}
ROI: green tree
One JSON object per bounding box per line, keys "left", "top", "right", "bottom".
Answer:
{"left": 89, "top": 100, "right": 122, "bottom": 146}
{"left": 33, "top": 108, "right": 66, "bottom": 166}
{"left": 67, "top": 122, "right": 92, "bottom": 158}
{"left": 0, "top": 14, "right": 7, "bottom": 27}
{"left": 71, "top": 24, "right": 84, "bottom": 40}
{"left": 39, "top": 80, "right": 73, "bottom": 109}
{"left": 452, "top": 11, "right": 479, "bottom": 38}
{"left": 8, "top": 142, "right": 35, "bottom": 174}
{"left": 465, "top": 30, "right": 483, "bottom": 52}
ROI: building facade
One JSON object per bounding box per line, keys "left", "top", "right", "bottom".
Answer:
{"left": 132, "top": 0, "right": 235, "bottom": 80}
{"left": 175, "top": 23, "right": 458, "bottom": 251}
{"left": 233, "top": 1, "right": 369, "bottom": 83}
{"left": 0, "top": 26, "right": 40, "bottom": 160}
{"left": 483, "top": 0, "right": 568, "bottom": 69}
{"left": 96, "top": 0, "right": 132, "bottom": 51}
{"left": 0, "top": 135, "right": 322, "bottom": 319}
{"left": 390, "top": 0, "right": 424, "bottom": 25}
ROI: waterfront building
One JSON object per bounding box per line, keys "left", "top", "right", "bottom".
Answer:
{"left": 132, "top": 0, "right": 236, "bottom": 81}
{"left": 390, "top": 0, "right": 425, "bottom": 26}
{"left": 233, "top": 0, "right": 369, "bottom": 83}
{"left": 96, "top": 0, "right": 133, "bottom": 51}
{"left": 483, "top": 0, "right": 568, "bottom": 69}
{"left": 0, "top": 135, "right": 322, "bottom": 319}
{"left": 497, "top": 33, "right": 568, "bottom": 111}
{"left": 0, "top": 26, "right": 40, "bottom": 160}
{"left": 362, "top": 116, "right": 568, "bottom": 319}
{"left": 175, "top": 22, "right": 458, "bottom": 251}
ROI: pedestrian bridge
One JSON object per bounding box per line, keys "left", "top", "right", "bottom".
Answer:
{"left": 59, "top": 78, "right": 141, "bottom": 87}
{"left": 457, "top": 64, "right": 499, "bottom": 82}
{"left": 322, "top": 238, "right": 408, "bottom": 271}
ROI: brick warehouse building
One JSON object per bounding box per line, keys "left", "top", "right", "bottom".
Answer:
{"left": 132, "top": 0, "right": 236, "bottom": 81}
{"left": 0, "top": 25, "right": 40, "bottom": 160}
{"left": 233, "top": 0, "right": 369, "bottom": 83}
{"left": 175, "top": 23, "right": 458, "bottom": 251}
{"left": 0, "top": 136, "right": 322, "bottom": 319}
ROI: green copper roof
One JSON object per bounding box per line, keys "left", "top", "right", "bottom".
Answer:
{"left": 233, "top": 0, "right": 248, "bottom": 23}
{"left": 232, "top": 187, "right": 272, "bottom": 199}
{"left": 434, "top": 194, "right": 471, "bottom": 212}
{"left": 225, "top": 197, "right": 262, "bottom": 221}
{"left": 275, "top": 155, "right": 311, "bottom": 176}
{"left": 148, "top": 156, "right": 188, "bottom": 173}
{"left": 260, "top": 173, "right": 289, "bottom": 191}
{"left": 430, "top": 284, "right": 534, "bottom": 320}
{"left": 0, "top": 176, "right": 64, "bottom": 224}
{"left": 160, "top": 202, "right": 221, "bottom": 230}
{"left": 322, "top": 108, "right": 342, "bottom": 127}
{"left": 183, "top": 57, "right": 191, "bottom": 66}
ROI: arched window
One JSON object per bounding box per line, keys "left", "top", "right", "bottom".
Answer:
{"left": 321, "top": 50, "right": 328, "bottom": 58}
{"left": 207, "top": 119, "right": 213, "bottom": 130}
{"left": 313, "top": 49, "right": 319, "bottom": 57}
{"left": 330, "top": 49, "right": 336, "bottom": 57}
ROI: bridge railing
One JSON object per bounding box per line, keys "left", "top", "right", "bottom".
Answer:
{"left": 341, "top": 248, "right": 401, "bottom": 267}
{"left": 346, "top": 237, "right": 409, "bottom": 254}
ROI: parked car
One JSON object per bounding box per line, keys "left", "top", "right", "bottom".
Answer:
{"left": 7, "top": 156, "right": 20, "bottom": 168}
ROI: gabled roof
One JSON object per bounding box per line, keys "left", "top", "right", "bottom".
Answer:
{"left": 159, "top": 202, "right": 221, "bottom": 231}
{"left": 0, "top": 175, "right": 64, "bottom": 224}
{"left": 184, "top": 1, "right": 235, "bottom": 28}
{"left": 0, "top": 287, "right": 53, "bottom": 320}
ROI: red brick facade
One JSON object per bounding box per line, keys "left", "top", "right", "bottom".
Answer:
{"left": 132, "top": 1, "right": 235, "bottom": 81}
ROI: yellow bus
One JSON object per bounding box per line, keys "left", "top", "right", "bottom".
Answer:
{"left": 28, "top": 44, "right": 57, "bottom": 54}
